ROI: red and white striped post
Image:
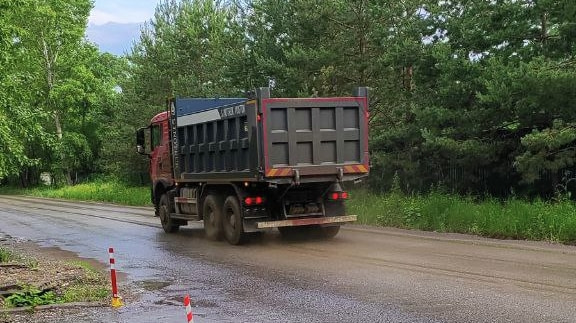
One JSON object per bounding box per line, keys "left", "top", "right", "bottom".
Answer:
{"left": 184, "top": 295, "right": 194, "bottom": 323}
{"left": 109, "top": 247, "right": 124, "bottom": 308}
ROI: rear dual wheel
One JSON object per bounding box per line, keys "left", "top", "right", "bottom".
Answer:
{"left": 203, "top": 194, "right": 224, "bottom": 240}
{"left": 222, "top": 196, "right": 248, "bottom": 245}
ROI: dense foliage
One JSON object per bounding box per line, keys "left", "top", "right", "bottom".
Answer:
{"left": 2, "top": 0, "right": 576, "bottom": 198}
{"left": 0, "top": 0, "right": 126, "bottom": 186}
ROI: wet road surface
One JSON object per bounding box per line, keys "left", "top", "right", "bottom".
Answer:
{"left": 1, "top": 195, "right": 575, "bottom": 322}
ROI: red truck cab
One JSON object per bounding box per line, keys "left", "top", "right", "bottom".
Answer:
{"left": 148, "top": 111, "right": 173, "bottom": 193}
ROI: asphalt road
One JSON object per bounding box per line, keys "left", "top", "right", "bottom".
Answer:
{"left": 1, "top": 195, "right": 575, "bottom": 322}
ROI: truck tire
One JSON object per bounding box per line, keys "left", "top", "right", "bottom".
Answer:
{"left": 203, "top": 194, "right": 223, "bottom": 241}
{"left": 222, "top": 195, "right": 247, "bottom": 245}
{"left": 159, "top": 194, "right": 179, "bottom": 233}
{"left": 317, "top": 225, "right": 340, "bottom": 239}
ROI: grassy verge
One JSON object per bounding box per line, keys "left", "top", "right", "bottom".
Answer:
{"left": 347, "top": 190, "right": 576, "bottom": 243}
{"left": 0, "top": 181, "right": 151, "bottom": 207}
{"left": 0, "top": 247, "right": 15, "bottom": 263}
{"left": 60, "top": 261, "right": 109, "bottom": 303}
{"left": 0, "top": 246, "right": 108, "bottom": 308}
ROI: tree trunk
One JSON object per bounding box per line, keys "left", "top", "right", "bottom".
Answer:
{"left": 42, "top": 35, "right": 72, "bottom": 184}
{"left": 403, "top": 65, "right": 413, "bottom": 92}
{"left": 54, "top": 111, "right": 63, "bottom": 140}
{"left": 540, "top": 12, "right": 548, "bottom": 44}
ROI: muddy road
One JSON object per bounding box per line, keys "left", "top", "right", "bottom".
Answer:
{"left": 1, "top": 195, "right": 575, "bottom": 322}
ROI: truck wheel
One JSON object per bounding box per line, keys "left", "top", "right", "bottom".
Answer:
{"left": 203, "top": 194, "right": 223, "bottom": 240}
{"left": 159, "top": 194, "right": 179, "bottom": 233}
{"left": 222, "top": 196, "right": 247, "bottom": 245}
{"left": 317, "top": 225, "right": 340, "bottom": 239}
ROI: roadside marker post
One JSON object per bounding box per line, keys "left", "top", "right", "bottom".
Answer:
{"left": 184, "top": 294, "right": 194, "bottom": 323}
{"left": 108, "top": 247, "right": 124, "bottom": 308}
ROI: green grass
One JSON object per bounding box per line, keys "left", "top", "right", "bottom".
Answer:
{"left": 348, "top": 189, "right": 576, "bottom": 244}
{"left": 0, "top": 254, "right": 109, "bottom": 308}
{"left": 4, "top": 285, "right": 60, "bottom": 308}
{"left": 0, "top": 247, "right": 15, "bottom": 263}
{"left": 1, "top": 181, "right": 151, "bottom": 206}
{"left": 61, "top": 260, "right": 109, "bottom": 303}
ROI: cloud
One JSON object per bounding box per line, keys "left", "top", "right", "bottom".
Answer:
{"left": 86, "top": 22, "right": 142, "bottom": 55}
{"left": 89, "top": 9, "right": 118, "bottom": 25}
{"left": 89, "top": 1, "right": 157, "bottom": 25}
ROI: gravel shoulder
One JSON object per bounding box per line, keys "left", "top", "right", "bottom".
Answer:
{"left": 0, "top": 233, "right": 109, "bottom": 323}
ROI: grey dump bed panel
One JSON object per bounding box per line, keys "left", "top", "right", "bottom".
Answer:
{"left": 170, "top": 97, "right": 256, "bottom": 181}
{"left": 171, "top": 88, "right": 369, "bottom": 183}
{"left": 262, "top": 96, "right": 369, "bottom": 181}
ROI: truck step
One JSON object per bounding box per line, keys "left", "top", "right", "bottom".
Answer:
{"left": 170, "top": 213, "right": 200, "bottom": 221}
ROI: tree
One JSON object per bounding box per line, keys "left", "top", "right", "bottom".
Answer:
{"left": 116, "top": 0, "right": 247, "bottom": 183}
{"left": 0, "top": 0, "right": 128, "bottom": 186}
{"left": 390, "top": 0, "right": 576, "bottom": 195}
{"left": 129, "top": 0, "right": 244, "bottom": 99}
{"left": 0, "top": 0, "right": 52, "bottom": 182}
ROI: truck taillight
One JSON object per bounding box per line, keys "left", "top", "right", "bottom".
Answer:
{"left": 244, "top": 196, "right": 264, "bottom": 206}
{"left": 329, "top": 192, "right": 349, "bottom": 200}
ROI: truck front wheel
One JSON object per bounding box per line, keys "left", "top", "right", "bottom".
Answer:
{"left": 222, "top": 196, "right": 247, "bottom": 245}
{"left": 317, "top": 225, "right": 340, "bottom": 239}
{"left": 203, "top": 194, "right": 223, "bottom": 240}
{"left": 159, "top": 194, "right": 179, "bottom": 233}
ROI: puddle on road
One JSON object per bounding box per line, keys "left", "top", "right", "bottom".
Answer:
{"left": 189, "top": 299, "right": 219, "bottom": 308}
{"left": 138, "top": 280, "right": 172, "bottom": 291}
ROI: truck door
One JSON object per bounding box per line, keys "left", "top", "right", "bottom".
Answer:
{"left": 150, "top": 120, "right": 173, "bottom": 185}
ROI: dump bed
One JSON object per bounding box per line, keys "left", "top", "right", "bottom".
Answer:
{"left": 170, "top": 88, "right": 369, "bottom": 184}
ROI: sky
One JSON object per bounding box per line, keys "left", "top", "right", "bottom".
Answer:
{"left": 89, "top": 0, "right": 159, "bottom": 25}
{"left": 87, "top": 1, "right": 161, "bottom": 55}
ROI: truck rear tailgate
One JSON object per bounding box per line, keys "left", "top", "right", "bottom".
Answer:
{"left": 261, "top": 96, "right": 369, "bottom": 180}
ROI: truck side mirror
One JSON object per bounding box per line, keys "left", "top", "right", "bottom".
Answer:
{"left": 136, "top": 127, "right": 149, "bottom": 156}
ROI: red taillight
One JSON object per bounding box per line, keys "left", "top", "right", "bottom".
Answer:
{"left": 244, "top": 196, "right": 263, "bottom": 205}
{"left": 329, "top": 191, "right": 349, "bottom": 200}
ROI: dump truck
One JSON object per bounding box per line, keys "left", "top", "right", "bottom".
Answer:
{"left": 136, "top": 87, "right": 369, "bottom": 244}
